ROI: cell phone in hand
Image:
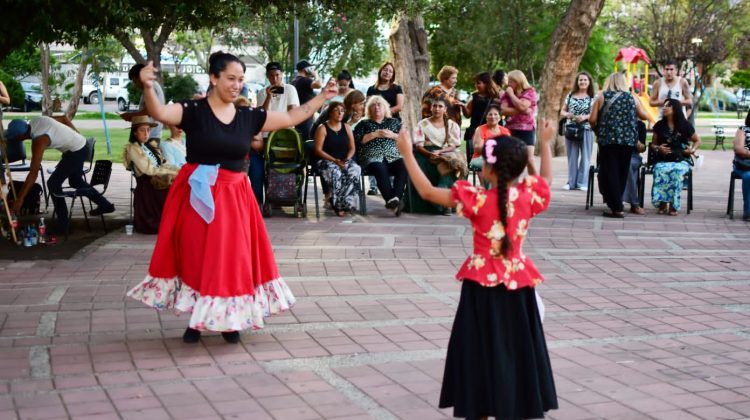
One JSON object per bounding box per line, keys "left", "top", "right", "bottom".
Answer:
{"left": 270, "top": 86, "right": 284, "bottom": 94}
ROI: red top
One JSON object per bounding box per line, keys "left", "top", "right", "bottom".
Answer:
{"left": 451, "top": 176, "right": 550, "bottom": 289}
{"left": 472, "top": 124, "right": 512, "bottom": 158}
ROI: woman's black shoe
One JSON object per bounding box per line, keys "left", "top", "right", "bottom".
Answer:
{"left": 221, "top": 331, "right": 241, "bottom": 343}
{"left": 183, "top": 327, "right": 201, "bottom": 343}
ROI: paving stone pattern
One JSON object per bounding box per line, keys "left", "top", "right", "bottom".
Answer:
{"left": 0, "top": 149, "right": 749, "bottom": 419}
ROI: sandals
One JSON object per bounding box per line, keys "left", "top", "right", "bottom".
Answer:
{"left": 602, "top": 210, "right": 625, "bottom": 218}
{"left": 630, "top": 206, "right": 645, "bottom": 215}
{"left": 657, "top": 203, "right": 678, "bottom": 216}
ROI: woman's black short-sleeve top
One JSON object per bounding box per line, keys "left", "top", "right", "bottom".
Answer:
{"left": 178, "top": 98, "right": 267, "bottom": 172}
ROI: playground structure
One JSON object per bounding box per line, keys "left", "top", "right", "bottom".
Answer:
{"left": 614, "top": 46, "right": 658, "bottom": 124}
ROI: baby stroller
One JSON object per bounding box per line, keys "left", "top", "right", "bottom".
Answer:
{"left": 263, "top": 128, "right": 306, "bottom": 217}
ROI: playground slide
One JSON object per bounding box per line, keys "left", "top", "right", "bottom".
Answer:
{"left": 635, "top": 93, "right": 658, "bottom": 124}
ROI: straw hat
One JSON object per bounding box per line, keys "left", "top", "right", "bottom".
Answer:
{"left": 131, "top": 115, "right": 157, "bottom": 128}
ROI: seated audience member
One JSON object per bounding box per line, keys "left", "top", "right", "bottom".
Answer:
{"left": 733, "top": 109, "right": 750, "bottom": 221}
{"left": 411, "top": 96, "right": 468, "bottom": 215}
{"left": 470, "top": 103, "right": 510, "bottom": 171}
{"left": 123, "top": 116, "right": 179, "bottom": 234}
{"left": 4, "top": 116, "right": 115, "bottom": 234}
{"left": 649, "top": 98, "right": 700, "bottom": 216}
{"left": 313, "top": 101, "right": 361, "bottom": 216}
{"left": 160, "top": 124, "right": 187, "bottom": 168}
{"left": 622, "top": 120, "right": 647, "bottom": 215}
{"left": 353, "top": 96, "right": 406, "bottom": 215}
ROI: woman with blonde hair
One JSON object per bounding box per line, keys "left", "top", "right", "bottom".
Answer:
{"left": 353, "top": 95, "right": 407, "bottom": 215}
{"left": 422, "top": 65, "right": 464, "bottom": 125}
{"left": 500, "top": 70, "right": 537, "bottom": 173}
{"left": 590, "top": 72, "right": 650, "bottom": 218}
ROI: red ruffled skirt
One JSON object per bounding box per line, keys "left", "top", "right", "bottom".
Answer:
{"left": 127, "top": 163, "right": 295, "bottom": 331}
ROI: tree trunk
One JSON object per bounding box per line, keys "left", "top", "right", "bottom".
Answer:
{"left": 65, "top": 51, "right": 89, "bottom": 120}
{"left": 39, "top": 42, "right": 53, "bottom": 116}
{"left": 388, "top": 14, "right": 430, "bottom": 137}
{"left": 537, "top": 0, "right": 605, "bottom": 156}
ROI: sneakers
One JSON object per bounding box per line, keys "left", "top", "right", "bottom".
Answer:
{"left": 89, "top": 204, "right": 115, "bottom": 216}
{"left": 562, "top": 184, "right": 571, "bottom": 191}
{"left": 579, "top": 186, "right": 588, "bottom": 192}
{"left": 385, "top": 197, "right": 400, "bottom": 210}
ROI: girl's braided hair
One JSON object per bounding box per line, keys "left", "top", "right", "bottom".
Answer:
{"left": 482, "top": 135, "right": 528, "bottom": 257}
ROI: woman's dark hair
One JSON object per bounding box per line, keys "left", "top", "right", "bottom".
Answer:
{"left": 662, "top": 98, "right": 692, "bottom": 137}
{"left": 492, "top": 69, "right": 506, "bottom": 87}
{"left": 474, "top": 72, "right": 500, "bottom": 99}
{"left": 431, "top": 96, "right": 451, "bottom": 143}
{"left": 377, "top": 62, "right": 396, "bottom": 87}
{"left": 572, "top": 71, "right": 595, "bottom": 98}
{"left": 343, "top": 89, "right": 365, "bottom": 117}
{"left": 129, "top": 126, "right": 165, "bottom": 165}
{"left": 482, "top": 136, "right": 528, "bottom": 258}
{"left": 208, "top": 51, "right": 246, "bottom": 78}
{"left": 745, "top": 108, "right": 750, "bottom": 127}
{"left": 337, "top": 70, "right": 354, "bottom": 89}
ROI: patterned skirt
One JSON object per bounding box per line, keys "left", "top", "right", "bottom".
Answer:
{"left": 127, "top": 163, "right": 295, "bottom": 332}
{"left": 316, "top": 160, "right": 361, "bottom": 212}
{"left": 651, "top": 161, "right": 690, "bottom": 210}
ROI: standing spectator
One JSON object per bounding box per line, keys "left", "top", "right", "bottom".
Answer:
{"left": 160, "top": 124, "right": 187, "bottom": 168}
{"left": 649, "top": 98, "right": 700, "bottom": 215}
{"left": 422, "top": 65, "right": 463, "bottom": 125}
{"left": 127, "top": 52, "right": 337, "bottom": 343}
{"left": 292, "top": 60, "right": 323, "bottom": 140}
{"left": 5, "top": 116, "right": 115, "bottom": 234}
{"left": 590, "top": 73, "right": 650, "bottom": 218}
{"left": 366, "top": 62, "right": 404, "bottom": 120}
{"left": 313, "top": 101, "right": 361, "bottom": 216}
{"left": 255, "top": 61, "right": 301, "bottom": 205}
{"left": 353, "top": 96, "right": 406, "bottom": 215}
{"left": 122, "top": 63, "right": 165, "bottom": 140}
{"left": 0, "top": 80, "right": 10, "bottom": 137}
{"left": 462, "top": 72, "right": 501, "bottom": 162}
{"left": 559, "top": 71, "right": 595, "bottom": 191}
{"left": 733, "top": 109, "right": 750, "bottom": 221}
{"left": 331, "top": 70, "right": 355, "bottom": 103}
{"left": 649, "top": 60, "right": 693, "bottom": 119}
{"left": 492, "top": 69, "right": 507, "bottom": 90}
{"left": 500, "top": 70, "right": 538, "bottom": 174}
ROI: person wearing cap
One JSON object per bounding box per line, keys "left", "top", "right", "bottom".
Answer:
{"left": 123, "top": 115, "right": 179, "bottom": 234}
{"left": 5, "top": 116, "right": 115, "bottom": 232}
{"left": 250, "top": 62, "right": 301, "bottom": 204}
{"left": 121, "top": 63, "right": 166, "bottom": 140}
{"left": 292, "top": 60, "right": 323, "bottom": 140}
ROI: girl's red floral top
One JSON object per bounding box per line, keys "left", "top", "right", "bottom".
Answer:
{"left": 451, "top": 176, "right": 550, "bottom": 289}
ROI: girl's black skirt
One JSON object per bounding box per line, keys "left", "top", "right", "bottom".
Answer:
{"left": 439, "top": 280, "right": 558, "bottom": 419}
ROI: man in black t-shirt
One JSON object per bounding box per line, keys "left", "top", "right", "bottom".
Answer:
{"left": 291, "top": 60, "right": 322, "bottom": 140}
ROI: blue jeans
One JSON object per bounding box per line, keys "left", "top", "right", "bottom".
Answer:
{"left": 735, "top": 167, "right": 750, "bottom": 216}
{"left": 565, "top": 129, "right": 593, "bottom": 189}
{"left": 248, "top": 149, "right": 264, "bottom": 205}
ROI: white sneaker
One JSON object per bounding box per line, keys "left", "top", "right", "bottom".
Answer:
{"left": 562, "top": 184, "right": 571, "bottom": 190}
{"left": 579, "top": 186, "right": 588, "bottom": 192}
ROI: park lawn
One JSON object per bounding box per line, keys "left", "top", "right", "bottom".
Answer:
{"left": 26, "top": 128, "right": 130, "bottom": 164}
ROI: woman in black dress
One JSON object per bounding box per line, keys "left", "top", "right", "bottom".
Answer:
{"left": 366, "top": 62, "right": 404, "bottom": 120}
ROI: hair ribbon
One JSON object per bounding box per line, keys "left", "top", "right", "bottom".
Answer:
{"left": 484, "top": 139, "right": 497, "bottom": 164}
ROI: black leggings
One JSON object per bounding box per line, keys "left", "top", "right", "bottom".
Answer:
{"left": 366, "top": 158, "right": 407, "bottom": 203}
{"left": 597, "top": 144, "right": 633, "bottom": 213}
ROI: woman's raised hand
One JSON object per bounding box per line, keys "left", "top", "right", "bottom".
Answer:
{"left": 395, "top": 129, "right": 414, "bottom": 157}
{"left": 139, "top": 61, "right": 159, "bottom": 89}
{"left": 539, "top": 118, "right": 556, "bottom": 144}
{"left": 322, "top": 78, "right": 338, "bottom": 100}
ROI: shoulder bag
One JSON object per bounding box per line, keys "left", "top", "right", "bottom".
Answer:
{"left": 594, "top": 91, "right": 623, "bottom": 137}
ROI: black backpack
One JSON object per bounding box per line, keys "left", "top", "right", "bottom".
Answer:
{"left": 11, "top": 181, "right": 43, "bottom": 215}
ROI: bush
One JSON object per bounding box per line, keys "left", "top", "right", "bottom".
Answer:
{"left": 163, "top": 73, "right": 198, "bottom": 103}
{"left": 0, "top": 70, "right": 25, "bottom": 109}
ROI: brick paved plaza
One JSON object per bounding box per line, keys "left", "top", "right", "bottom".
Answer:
{"left": 1, "top": 149, "right": 749, "bottom": 419}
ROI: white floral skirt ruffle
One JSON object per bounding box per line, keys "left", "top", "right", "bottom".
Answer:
{"left": 127, "top": 275, "right": 296, "bottom": 331}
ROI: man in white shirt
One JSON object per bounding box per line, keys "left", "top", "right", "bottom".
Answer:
{"left": 649, "top": 60, "right": 693, "bottom": 119}
{"left": 249, "top": 62, "right": 301, "bottom": 205}
{"left": 5, "top": 117, "right": 114, "bottom": 232}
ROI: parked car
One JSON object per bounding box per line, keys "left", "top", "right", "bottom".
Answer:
{"left": 737, "top": 88, "right": 750, "bottom": 113}
{"left": 20, "top": 81, "right": 43, "bottom": 112}
{"left": 81, "top": 75, "right": 127, "bottom": 104}
{"left": 116, "top": 82, "right": 132, "bottom": 111}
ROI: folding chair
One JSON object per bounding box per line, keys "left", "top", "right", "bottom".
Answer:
{"left": 2, "top": 136, "right": 48, "bottom": 209}
{"left": 55, "top": 160, "right": 113, "bottom": 238}
{"left": 727, "top": 170, "right": 743, "bottom": 219}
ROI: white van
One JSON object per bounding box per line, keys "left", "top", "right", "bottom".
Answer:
{"left": 81, "top": 75, "right": 128, "bottom": 104}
